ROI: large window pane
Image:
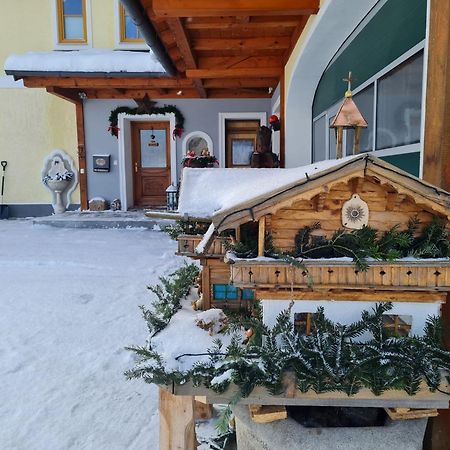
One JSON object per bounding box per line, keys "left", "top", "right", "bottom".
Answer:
{"left": 376, "top": 52, "right": 423, "bottom": 150}
{"left": 313, "top": 116, "right": 326, "bottom": 162}
{"left": 328, "top": 116, "right": 336, "bottom": 159}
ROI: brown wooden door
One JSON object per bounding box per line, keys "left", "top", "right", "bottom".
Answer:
{"left": 132, "top": 121, "right": 171, "bottom": 207}
{"left": 225, "top": 119, "right": 260, "bottom": 167}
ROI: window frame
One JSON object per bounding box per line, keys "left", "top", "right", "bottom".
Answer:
{"left": 56, "top": 0, "right": 88, "bottom": 44}
{"left": 312, "top": 41, "right": 425, "bottom": 162}
{"left": 382, "top": 314, "right": 412, "bottom": 337}
{"left": 119, "top": 3, "right": 144, "bottom": 44}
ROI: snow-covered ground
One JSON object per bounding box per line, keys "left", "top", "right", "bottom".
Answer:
{"left": 0, "top": 219, "right": 184, "bottom": 449}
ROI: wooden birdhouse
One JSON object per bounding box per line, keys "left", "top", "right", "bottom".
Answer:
{"left": 330, "top": 72, "right": 368, "bottom": 158}
{"left": 146, "top": 154, "right": 450, "bottom": 411}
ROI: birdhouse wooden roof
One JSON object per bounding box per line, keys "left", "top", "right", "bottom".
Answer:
{"left": 329, "top": 95, "right": 368, "bottom": 128}
{"left": 177, "top": 154, "right": 450, "bottom": 232}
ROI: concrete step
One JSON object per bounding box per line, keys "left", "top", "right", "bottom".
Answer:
{"left": 32, "top": 211, "right": 174, "bottom": 230}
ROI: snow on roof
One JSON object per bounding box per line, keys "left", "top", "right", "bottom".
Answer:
{"left": 177, "top": 154, "right": 363, "bottom": 219}
{"left": 4, "top": 49, "right": 165, "bottom": 74}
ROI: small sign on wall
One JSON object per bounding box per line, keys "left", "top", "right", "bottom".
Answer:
{"left": 93, "top": 155, "right": 111, "bottom": 172}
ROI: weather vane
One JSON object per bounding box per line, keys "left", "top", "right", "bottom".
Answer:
{"left": 343, "top": 71, "right": 353, "bottom": 97}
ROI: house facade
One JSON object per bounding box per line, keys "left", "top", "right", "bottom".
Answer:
{"left": 1, "top": 0, "right": 448, "bottom": 217}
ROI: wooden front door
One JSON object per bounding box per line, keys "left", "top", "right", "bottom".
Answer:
{"left": 225, "top": 119, "right": 260, "bottom": 168}
{"left": 132, "top": 121, "right": 171, "bottom": 207}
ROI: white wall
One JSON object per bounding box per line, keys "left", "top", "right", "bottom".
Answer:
{"left": 262, "top": 299, "right": 441, "bottom": 338}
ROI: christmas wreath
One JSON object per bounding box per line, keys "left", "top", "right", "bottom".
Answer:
{"left": 108, "top": 104, "right": 185, "bottom": 138}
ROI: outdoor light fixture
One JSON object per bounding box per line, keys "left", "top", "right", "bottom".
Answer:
{"left": 78, "top": 91, "right": 88, "bottom": 100}
{"left": 166, "top": 184, "right": 178, "bottom": 211}
{"left": 176, "top": 90, "right": 183, "bottom": 96}
{"left": 268, "top": 87, "right": 273, "bottom": 94}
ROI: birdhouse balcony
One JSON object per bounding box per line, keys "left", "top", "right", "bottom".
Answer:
{"left": 176, "top": 234, "right": 231, "bottom": 258}
{"left": 229, "top": 258, "right": 450, "bottom": 293}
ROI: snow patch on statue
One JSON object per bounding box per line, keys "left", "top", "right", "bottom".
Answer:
{"left": 342, "top": 194, "right": 369, "bottom": 229}
{"left": 41, "top": 149, "right": 78, "bottom": 214}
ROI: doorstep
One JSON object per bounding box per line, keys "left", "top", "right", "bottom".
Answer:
{"left": 32, "top": 210, "right": 175, "bottom": 230}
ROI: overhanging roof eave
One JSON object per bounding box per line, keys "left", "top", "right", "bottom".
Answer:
{"left": 5, "top": 69, "right": 168, "bottom": 80}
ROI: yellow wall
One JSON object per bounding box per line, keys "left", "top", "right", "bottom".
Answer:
{"left": 0, "top": 0, "right": 123, "bottom": 207}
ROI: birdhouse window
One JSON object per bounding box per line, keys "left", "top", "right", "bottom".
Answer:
{"left": 213, "top": 284, "right": 239, "bottom": 301}
{"left": 241, "top": 289, "right": 255, "bottom": 301}
{"left": 382, "top": 314, "right": 412, "bottom": 337}
{"left": 294, "top": 312, "right": 317, "bottom": 336}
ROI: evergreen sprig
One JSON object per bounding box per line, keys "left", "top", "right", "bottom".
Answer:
{"left": 127, "top": 299, "right": 450, "bottom": 399}
{"left": 291, "top": 217, "right": 450, "bottom": 271}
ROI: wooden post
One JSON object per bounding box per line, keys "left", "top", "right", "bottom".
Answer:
{"left": 353, "top": 127, "right": 361, "bottom": 155}
{"left": 279, "top": 72, "right": 286, "bottom": 168}
{"left": 159, "top": 389, "right": 196, "bottom": 450}
{"left": 422, "top": 0, "right": 450, "bottom": 192}
{"left": 75, "top": 102, "right": 88, "bottom": 210}
{"left": 235, "top": 225, "right": 241, "bottom": 242}
{"left": 258, "top": 216, "right": 266, "bottom": 257}
{"left": 201, "top": 260, "right": 211, "bottom": 310}
{"left": 336, "top": 127, "right": 343, "bottom": 159}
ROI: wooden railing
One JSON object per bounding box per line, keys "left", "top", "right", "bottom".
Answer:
{"left": 230, "top": 259, "right": 450, "bottom": 291}
{"left": 176, "top": 234, "right": 231, "bottom": 257}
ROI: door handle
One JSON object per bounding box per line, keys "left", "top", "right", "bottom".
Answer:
{"left": 134, "top": 162, "right": 138, "bottom": 173}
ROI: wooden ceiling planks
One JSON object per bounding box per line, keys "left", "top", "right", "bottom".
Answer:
{"left": 144, "top": 0, "right": 318, "bottom": 98}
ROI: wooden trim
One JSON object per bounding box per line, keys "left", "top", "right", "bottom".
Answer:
{"left": 75, "top": 102, "right": 88, "bottom": 210}
{"left": 119, "top": 3, "right": 144, "bottom": 43}
{"left": 57, "top": 0, "right": 87, "bottom": 44}
{"left": 254, "top": 290, "right": 447, "bottom": 303}
{"left": 201, "top": 262, "right": 211, "bottom": 310}
{"left": 152, "top": 0, "right": 320, "bottom": 17}
{"left": 279, "top": 72, "right": 286, "bottom": 167}
{"left": 422, "top": 0, "right": 450, "bottom": 191}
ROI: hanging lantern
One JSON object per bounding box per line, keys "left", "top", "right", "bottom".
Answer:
{"left": 166, "top": 184, "right": 178, "bottom": 211}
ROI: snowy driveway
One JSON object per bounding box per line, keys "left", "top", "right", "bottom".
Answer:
{"left": 0, "top": 220, "right": 182, "bottom": 450}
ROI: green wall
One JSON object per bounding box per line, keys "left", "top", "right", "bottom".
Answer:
{"left": 313, "top": 0, "right": 426, "bottom": 117}
{"left": 381, "top": 152, "right": 421, "bottom": 177}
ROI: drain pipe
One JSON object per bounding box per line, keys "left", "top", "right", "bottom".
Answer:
{"left": 120, "top": 0, "right": 177, "bottom": 77}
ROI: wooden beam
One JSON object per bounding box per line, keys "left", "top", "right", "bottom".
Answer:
{"left": 198, "top": 55, "right": 282, "bottom": 69}
{"left": 186, "top": 68, "right": 281, "bottom": 79}
{"left": 258, "top": 216, "right": 266, "bottom": 257}
{"left": 193, "top": 37, "right": 291, "bottom": 51}
{"left": 255, "top": 289, "right": 447, "bottom": 303}
{"left": 152, "top": 0, "right": 320, "bottom": 17}
{"left": 75, "top": 102, "right": 88, "bottom": 211}
{"left": 279, "top": 72, "right": 286, "bottom": 167}
{"left": 249, "top": 405, "right": 287, "bottom": 423}
{"left": 23, "top": 76, "right": 194, "bottom": 89}
{"left": 422, "top": 0, "right": 450, "bottom": 192}
{"left": 203, "top": 78, "right": 278, "bottom": 89}
{"left": 283, "top": 15, "right": 309, "bottom": 64}
{"left": 46, "top": 87, "right": 80, "bottom": 104}
{"left": 165, "top": 17, "right": 207, "bottom": 98}
{"left": 159, "top": 389, "right": 196, "bottom": 450}
{"left": 184, "top": 16, "right": 301, "bottom": 30}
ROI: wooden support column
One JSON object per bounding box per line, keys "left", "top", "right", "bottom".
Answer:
{"left": 159, "top": 389, "right": 196, "bottom": 450}
{"left": 279, "top": 72, "right": 286, "bottom": 168}
{"left": 422, "top": 0, "right": 450, "bottom": 191}
{"left": 258, "top": 216, "right": 266, "bottom": 257}
{"left": 75, "top": 101, "right": 88, "bottom": 210}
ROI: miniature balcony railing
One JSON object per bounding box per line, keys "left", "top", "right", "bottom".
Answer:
{"left": 230, "top": 259, "right": 450, "bottom": 291}
{"left": 176, "top": 234, "right": 231, "bottom": 258}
